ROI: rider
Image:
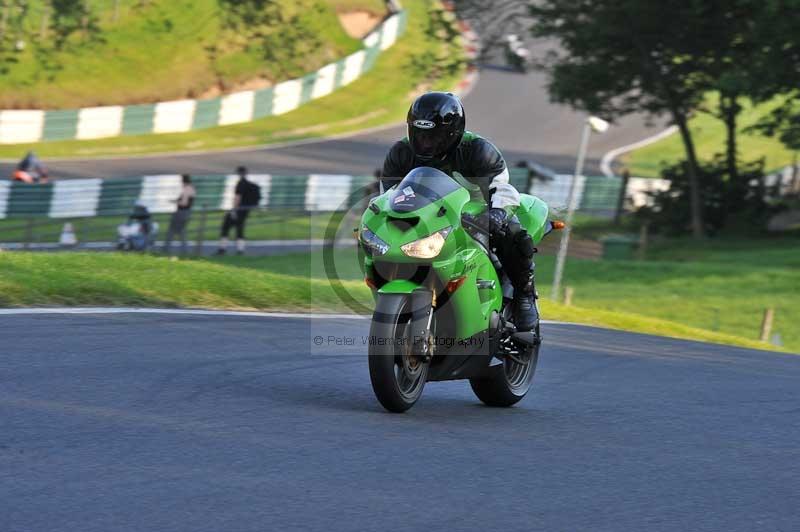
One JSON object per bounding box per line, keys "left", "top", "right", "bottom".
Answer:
{"left": 13, "top": 151, "right": 49, "bottom": 184}
{"left": 380, "top": 91, "right": 539, "bottom": 332}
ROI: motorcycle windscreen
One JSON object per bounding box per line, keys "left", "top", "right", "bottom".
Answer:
{"left": 388, "top": 166, "right": 461, "bottom": 213}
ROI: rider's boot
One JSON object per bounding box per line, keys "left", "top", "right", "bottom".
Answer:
{"left": 512, "top": 269, "right": 539, "bottom": 333}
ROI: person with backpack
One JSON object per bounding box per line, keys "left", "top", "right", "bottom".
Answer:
{"left": 216, "top": 166, "right": 261, "bottom": 255}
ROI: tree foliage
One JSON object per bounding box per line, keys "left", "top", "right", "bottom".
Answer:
{"left": 214, "top": 0, "right": 323, "bottom": 82}
{"left": 529, "top": 0, "right": 800, "bottom": 236}
{"left": 49, "top": 0, "right": 102, "bottom": 50}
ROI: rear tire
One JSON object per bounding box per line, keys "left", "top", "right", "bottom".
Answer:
{"left": 368, "top": 298, "right": 430, "bottom": 413}
{"left": 470, "top": 323, "right": 539, "bottom": 407}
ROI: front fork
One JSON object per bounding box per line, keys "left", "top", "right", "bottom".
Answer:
{"left": 409, "top": 288, "right": 435, "bottom": 362}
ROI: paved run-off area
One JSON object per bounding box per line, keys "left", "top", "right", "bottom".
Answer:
{"left": 1, "top": 313, "right": 797, "bottom": 532}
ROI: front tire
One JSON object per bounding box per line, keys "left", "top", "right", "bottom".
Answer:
{"left": 469, "top": 323, "right": 539, "bottom": 407}
{"left": 368, "top": 297, "right": 430, "bottom": 413}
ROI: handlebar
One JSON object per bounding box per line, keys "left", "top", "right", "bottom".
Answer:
{"left": 461, "top": 213, "right": 508, "bottom": 238}
{"left": 460, "top": 213, "right": 490, "bottom": 236}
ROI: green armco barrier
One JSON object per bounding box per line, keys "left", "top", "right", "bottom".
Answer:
{"left": 0, "top": 172, "right": 632, "bottom": 221}
{"left": 96, "top": 178, "right": 143, "bottom": 216}
{"left": 580, "top": 176, "right": 623, "bottom": 213}
{"left": 0, "top": 11, "right": 408, "bottom": 145}
{"left": 6, "top": 183, "right": 54, "bottom": 218}
{"left": 267, "top": 176, "right": 311, "bottom": 210}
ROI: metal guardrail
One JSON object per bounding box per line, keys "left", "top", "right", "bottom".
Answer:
{"left": 0, "top": 170, "right": 667, "bottom": 254}
{"left": 0, "top": 170, "right": 662, "bottom": 220}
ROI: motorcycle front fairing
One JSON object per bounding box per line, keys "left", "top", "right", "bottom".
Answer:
{"left": 359, "top": 172, "right": 503, "bottom": 344}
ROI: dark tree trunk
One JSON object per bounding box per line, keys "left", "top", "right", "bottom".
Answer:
{"left": 674, "top": 113, "right": 705, "bottom": 238}
{"left": 720, "top": 93, "right": 740, "bottom": 184}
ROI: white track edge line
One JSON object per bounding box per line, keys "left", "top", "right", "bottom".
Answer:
{"left": 0, "top": 307, "right": 572, "bottom": 325}
{"left": 600, "top": 125, "right": 678, "bottom": 177}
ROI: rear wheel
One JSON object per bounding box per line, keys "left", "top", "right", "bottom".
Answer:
{"left": 368, "top": 299, "right": 432, "bottom": 413}
{"left": 469, "top": 322, "right": 539, "bottom": 407}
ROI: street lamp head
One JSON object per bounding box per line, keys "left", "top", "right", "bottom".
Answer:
{"left": 587, "top": 116, "right": 610, "bottom": 133}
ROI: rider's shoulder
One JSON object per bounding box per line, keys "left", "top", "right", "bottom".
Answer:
{"left": 394, "top": 137, "right": 412, "bottom": 149}
{"left": 388, "top": 138, "right": 414, "bottom": 156}
{"left": 461, "top": 132, "right": 502, "bottom": 157}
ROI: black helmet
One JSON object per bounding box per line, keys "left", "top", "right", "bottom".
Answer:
{"left": 407, "top": 92, "right": 466, "bottom": 163}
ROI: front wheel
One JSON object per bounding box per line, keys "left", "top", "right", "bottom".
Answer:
{"left": 469, "top": 323, "right": 539, "bottom": 407}
{"left": 368, "top": 297, "right": 431, "bottom": 413}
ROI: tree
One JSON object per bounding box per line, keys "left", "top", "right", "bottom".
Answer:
{"left": 528, "top": 0, "right": 733, "bottom": 238}
{"left": 49, "top": 0, "right": 101, "bottom": 49}
{"left": 214, "top": 0, "right": 322, "bottom": 82}
{"left": 746, "top": 1, "right": 800, "bottom": 154}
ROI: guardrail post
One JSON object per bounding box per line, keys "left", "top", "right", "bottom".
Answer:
{"left": 614, "top": 169, "right": 630, "bottom": 226}
{"left": 760, "top": 308, "right": 775, "bottom": 342}
{"left": 564, "top": 286, "right": 574, "bottom": 306}
{"left": 637, "top": 222, "right": 649, "bottom": 260}
{"left": 195, "top": 205, "right": 208, "bottom": 256}
{"left": 24, "top": 217, "right": 35, "bottom": 250}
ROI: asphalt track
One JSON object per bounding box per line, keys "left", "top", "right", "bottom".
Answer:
{"left": 2, "top": 312, "right": 798, "bottom": 532}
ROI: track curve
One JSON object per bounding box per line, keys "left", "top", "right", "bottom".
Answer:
{"left": 2, "top": 313, "right": 797, "bottom": 532}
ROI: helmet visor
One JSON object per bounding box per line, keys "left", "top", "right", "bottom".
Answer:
{"left": 409, "top": 125, "right": 450, "bottom": 160}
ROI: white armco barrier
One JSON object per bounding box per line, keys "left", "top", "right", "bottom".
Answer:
{"left": 272, "top": 80, "right": 303, "bottom": 116}
{"left": 305, "top": 175, "right": 352, "bottom": 211}
{"left": 0, "top": 181, "right": 9, "bottom": 218}
{"left": 0, "top": 11, "right": 407, "bottom": 144}
{"left": 529, "top": 175, "right": 587, "bottom": 212}
{"left": 153, "top": 99, "right": 196, "bottom": 133}
{"left": 138, "top": 175, "right": 184, "bottom": 213}
{"left": 379, "top": 14, "right": 400, "bottom": 50}
{"left": 219, "top": 91, "right": 255, "bottom": 125}
{"left": 311, "top": 63, "right": 338, "bottom": 100}
{"left": 49, "top": 179, "right": 103, "bottom": 218}
{"left": 0, "top": 110, "right": 45, "bottom": 143}
{"left": 76, "top": 106, "right": 124, "bottom": 140}
{"left": 341, "top": 50, "right": 367, "bottom": 86}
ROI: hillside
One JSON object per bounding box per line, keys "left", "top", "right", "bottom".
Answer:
{"left": 0, "top": 0, "right": 385, "bottom": 109}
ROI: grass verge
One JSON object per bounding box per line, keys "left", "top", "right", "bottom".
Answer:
{"left": 623, "top": 95, "right": 795, "bottom": 178}
{"left": 0, "top": 1, "right": 365, "bottom": 109}
{"left": 0, "top": 0, "right": 465, "bottom": 159}
{"left": 0, "top": 245, "right": 795, "bottom": 353}
{"left": 0, "top": 211, "right": 347, "bottom": 244}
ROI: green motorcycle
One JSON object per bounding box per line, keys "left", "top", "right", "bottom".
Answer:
{"left": 359, "top": 167, "right": 560, "bottom": 413}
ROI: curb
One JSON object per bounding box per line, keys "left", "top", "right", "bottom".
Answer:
{"left": 599, "top": 125, "right": 679, "bottom": 177}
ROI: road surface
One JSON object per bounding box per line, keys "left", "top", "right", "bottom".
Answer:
{"left": 2, "top": 312, "right": 796, "bottom": 532}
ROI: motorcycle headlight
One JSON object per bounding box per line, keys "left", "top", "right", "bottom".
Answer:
{"left": 401, "top": 227, "right": 452, "bottom": 259}
{"left": 359, "top": 226, "right": 389, "bottom": 256}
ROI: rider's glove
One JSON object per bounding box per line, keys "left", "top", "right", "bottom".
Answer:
{"left": 476, "top": 208, "right": 508, "bottom": 236}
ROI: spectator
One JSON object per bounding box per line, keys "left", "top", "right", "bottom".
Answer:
{"left": 164, "top": 174, "right": 196, "bottom": 255}
{"left": 13, "top": 151, "right": 49, "bottom": 184}
{"left": 216, "top": 166, "right": 261, "bottom": 255}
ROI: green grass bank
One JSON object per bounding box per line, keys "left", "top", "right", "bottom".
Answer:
{"left": 624, "top": 95, "right": 796, "bottom": 178}
{"left": 0, "top": 242, "right": 795, "bottom": 353}
{"left": 0, "top": 0, "right": 464, "bottom": 158}
{"left": 0, "top": 0, "right": 380, "bottom": 109}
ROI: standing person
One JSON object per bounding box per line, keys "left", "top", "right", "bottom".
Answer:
{"left": 216, "top": 166, "right": 261, "bottom": 255}
{"left": 164, "top": 174, "right": 196, "bottom": 255}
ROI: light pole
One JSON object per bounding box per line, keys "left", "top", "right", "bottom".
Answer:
{"left": 551, "top": 116, "right": 610, "bottom": 301}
